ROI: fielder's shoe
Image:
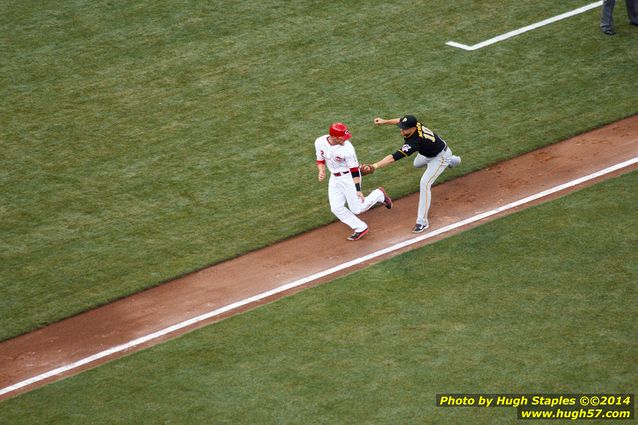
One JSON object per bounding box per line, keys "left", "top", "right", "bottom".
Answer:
{"left": 448, "top": 155, "right": 462, "bottom": 169}
{"left": 378, "top": 187, "right": 392, "bottom": 209}
{"left": 412, "top": 223, "right": 429, "bottom": 233}
{"left": 347, "top": 228, "right": 369, "bottom": 241}
{"left": 602, "top": 28, "right": 616, "bottom": 35}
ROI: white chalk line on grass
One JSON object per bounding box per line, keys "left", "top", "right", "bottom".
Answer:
{"left": 2, "top": 155, "right": 637, "bottom": 398}
{"left": 446, "top": 1, "right": 603, "bottom": 51}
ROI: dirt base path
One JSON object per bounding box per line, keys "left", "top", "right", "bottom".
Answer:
{"left": 1, "top": 116, "right": 637, "bottom": 400}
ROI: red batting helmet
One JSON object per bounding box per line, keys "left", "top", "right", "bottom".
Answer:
{"left": 329, "top": 122, "right": 352, "bottom": 140}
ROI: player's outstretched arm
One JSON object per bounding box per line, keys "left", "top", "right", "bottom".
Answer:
{"left": 374, "top": 117, "right": 400, "bottom": 125}
{"left": 373, "top": 154, "right": 396, "bottom": 170}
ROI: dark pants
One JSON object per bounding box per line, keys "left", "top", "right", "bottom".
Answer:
{"left": 601, "top": 0, "right": 638, "bottom": 30}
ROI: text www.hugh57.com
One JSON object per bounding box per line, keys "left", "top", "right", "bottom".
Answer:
{"left": 436, "top": 394, "right": 634, "bottom": 421}
{"left": 519, "top": 408, "right": 632, "bottom": 420}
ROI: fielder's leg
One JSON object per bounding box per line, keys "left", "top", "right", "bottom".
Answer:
{"left": 415, "top": 151, "right": 451, "bottom": 228}
{"left": 413, "top": 153, "right": 429, "bottom": 169}
{"left": 447, "top": 147, "right": 462, "bottom": 168}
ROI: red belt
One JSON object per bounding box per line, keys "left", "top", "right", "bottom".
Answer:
{"left": 333, "top": 170, "right": 350, "bottom": 176}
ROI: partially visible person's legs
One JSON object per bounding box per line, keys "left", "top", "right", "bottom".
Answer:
{"left": 626, "top": 0, "right": 638, "bottom": 25}
{"left": 601, "top": 0, "right": 616, "bottom": 34}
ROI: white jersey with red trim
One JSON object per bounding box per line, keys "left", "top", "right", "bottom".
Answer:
{"left": 313, "top": 131, "right": 389, "bottom": 239}
{"left": 314, "top": 135, "right": 359, "bottom": 174}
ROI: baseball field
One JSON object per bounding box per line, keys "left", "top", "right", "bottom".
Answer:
{"left": 1, "top": 0, "right": 637, "bottom": 423}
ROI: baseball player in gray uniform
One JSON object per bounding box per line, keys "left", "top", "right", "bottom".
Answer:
{"left": 369, "top": 115, "right": 461, "bottom": 233}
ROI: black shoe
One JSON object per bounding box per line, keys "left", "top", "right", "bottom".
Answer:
{"left": 412, "top": 223, "right": 429, "bottom": 233}
{"left": 347, "top": 228, "right": 369, "bottom": 241}
{"left": 631, "top": 22, "right": 638, "bottom": 27}
{"left": 378, "top": 187, "right": 392, "bottom": 209}
{"left": 602, "top": 28, "right": 616, "bottom": 35}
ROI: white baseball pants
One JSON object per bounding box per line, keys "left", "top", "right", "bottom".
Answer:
{"left": 328, "top": 175, "right": 384, "bottom": 232}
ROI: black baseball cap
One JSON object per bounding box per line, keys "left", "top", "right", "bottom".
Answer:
{"left": 397, "top": 115, "right": 417, "bottom": 129}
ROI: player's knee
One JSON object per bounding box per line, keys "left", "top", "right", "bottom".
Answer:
{"left": 349, "top": 205, "right": 363, "bottom": 215}
{"left": 413, "top": 155, "right": 427, "bottom": 168}
{"left": 419, "top": 181, "right": 433, "bottom": 191}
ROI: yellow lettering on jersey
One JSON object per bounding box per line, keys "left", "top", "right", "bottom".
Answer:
{"left": 417, "top": 123, "right": 436, "bottom": 142}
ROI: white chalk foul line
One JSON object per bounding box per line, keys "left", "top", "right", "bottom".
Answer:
{"left": 2, "top": 155, "right": 637, "bottom": 398}
{"left": 446, "top": 1, "right": 603, "bottom": 51}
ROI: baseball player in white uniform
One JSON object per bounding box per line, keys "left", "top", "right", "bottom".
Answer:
{"left": 315, "top": 123, "right": 392, "bottom": 241}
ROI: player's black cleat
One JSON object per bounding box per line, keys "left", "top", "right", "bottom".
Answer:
{"left": 412, "top": 223, "right": 429, "bottom": 233}
{"left": 347, "top": 228, "right": 369, "bottom": 241}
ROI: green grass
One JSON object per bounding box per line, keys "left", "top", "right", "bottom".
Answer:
{"left": 1, "top": 171, "right": 635, "bottom": 424}
{"left": 1, "top": 0, "right": 637, "bottom": 339}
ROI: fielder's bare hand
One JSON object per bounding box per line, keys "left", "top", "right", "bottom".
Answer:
{"left": 374, "top": 117, "right": 400, "bottom": 126}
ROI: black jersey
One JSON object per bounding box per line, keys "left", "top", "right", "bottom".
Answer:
{"left": 391, "top": 122, "right": 447, "bottom": 161}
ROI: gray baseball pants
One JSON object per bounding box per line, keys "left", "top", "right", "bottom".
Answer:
{"left": 413, "top": 148, "right": 459, "bottom": 227}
